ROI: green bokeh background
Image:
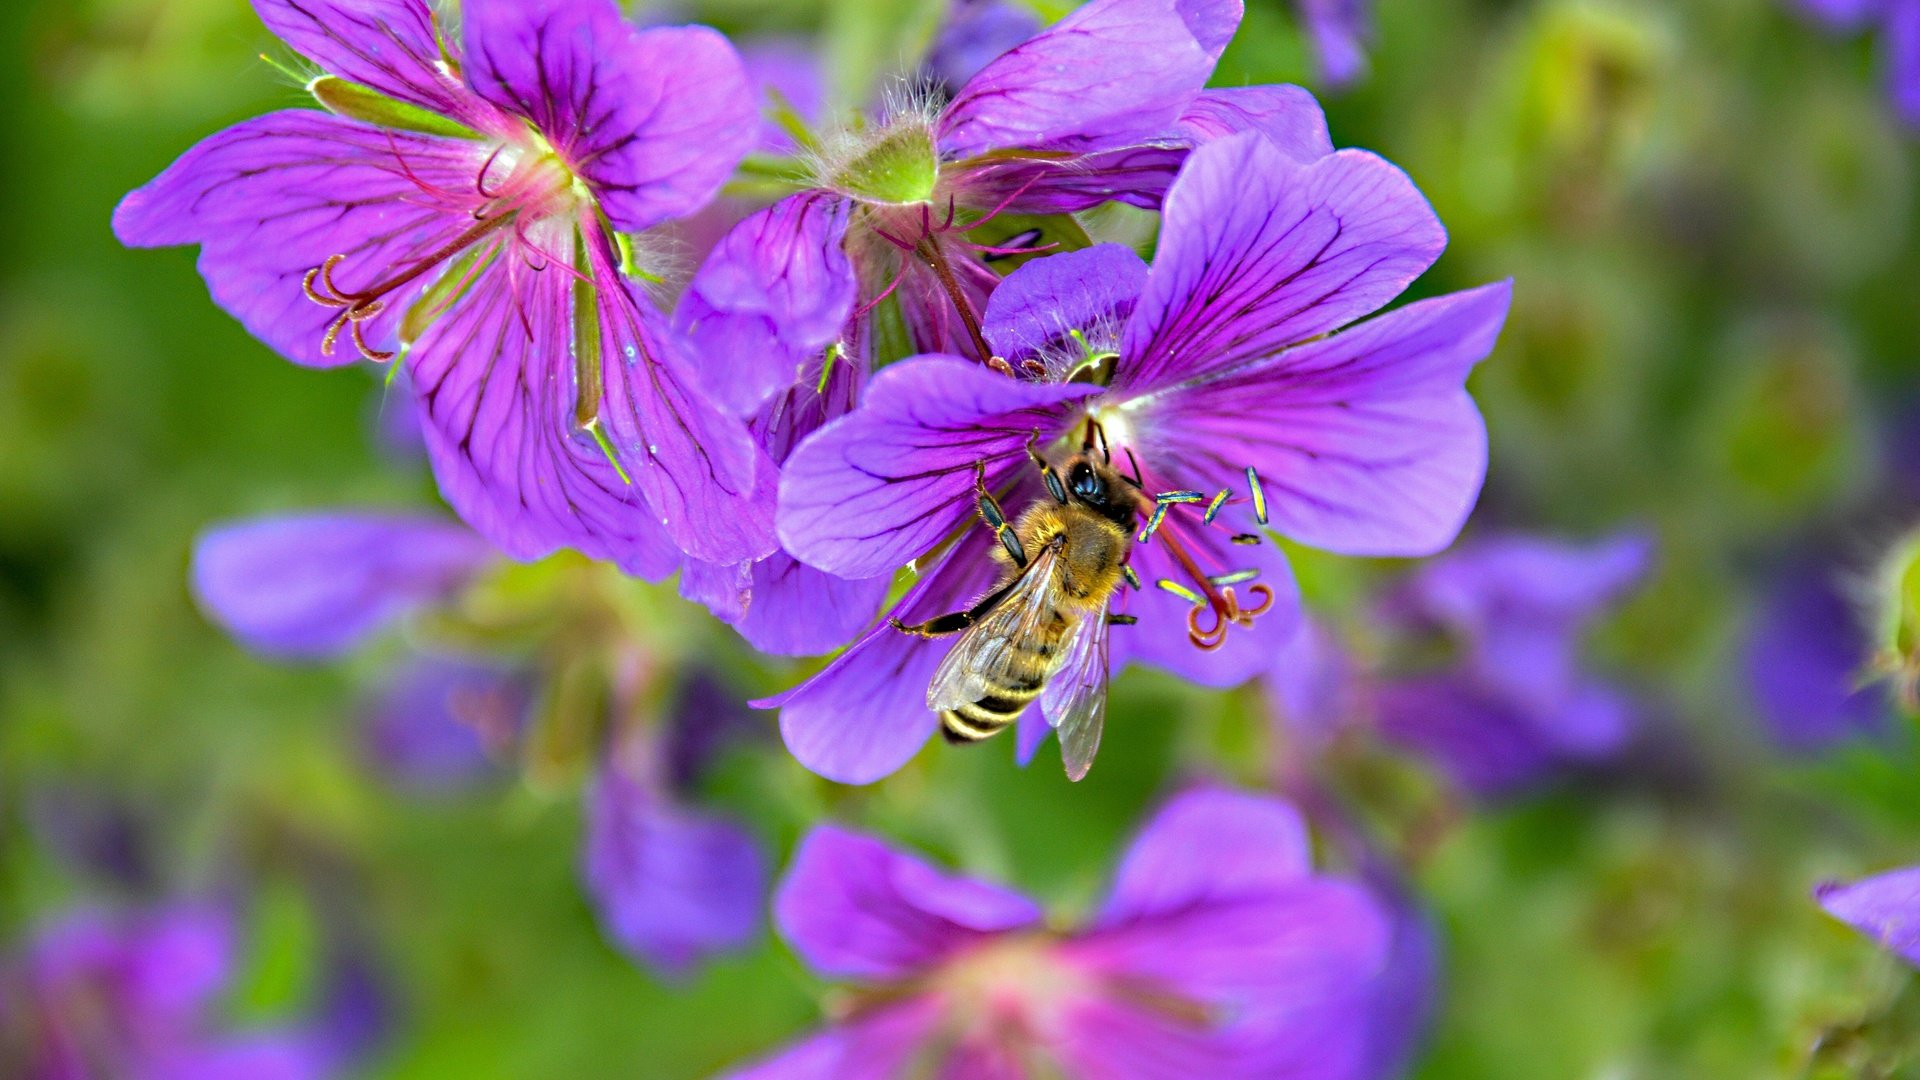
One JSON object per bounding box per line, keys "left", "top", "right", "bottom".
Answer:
{"left": 2, "top": 0, "right": 1919, "bottom": 1076}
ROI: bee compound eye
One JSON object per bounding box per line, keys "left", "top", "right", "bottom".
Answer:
{"left": 1069, "top": 463, "right": 1104, "bottom": 502}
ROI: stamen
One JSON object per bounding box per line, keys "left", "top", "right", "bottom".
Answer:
{"left": 1137, "top": 503, "right": 1168, "bottom": 543}
{"left": 1203, "top": 489, "right": 1230, "bottom": 525}
{"left": 300, "top": 211, "right": 517, "bottom": 361}
{"left": 1157, "top": 579, "right": 1203, "bottom": 605}
{"left": 1245, "top": 467, "right": 1268, "bottom": 525}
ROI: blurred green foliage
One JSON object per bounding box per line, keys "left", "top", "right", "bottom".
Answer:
{"left": 2, "top": 0, "right": 1918, "bottom": 1077}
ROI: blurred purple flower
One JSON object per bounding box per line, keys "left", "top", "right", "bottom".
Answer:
{"left": 359, "top": 655, "right": 529, "bottom": 794}
{"left": 1792, "top": 0, "right": 1920, "bottom": 125}
{"left": 581, "top": 767, "right": 766, "bottom": 976}
{"left": 923, "top": 1, "right": 1043, "bottom": 93}
{"left": 767, "top": 134, "right": 1508, "bottom": 784}
{"left": 1373, "top": 531, "right": 1653, "bottom": 797}
{"left": 191, "top": 513, "right": 494, "bottom": 660}
{"left": 1297, "top": 0, "right": 1372, "bottom": 88}
{"left": 193, "top": 510, "right": 767, "bottom": 978}
{"left": 1816, "top": 866, "right": 1920, "bottom": 966}
{"left": 1745, "top": 560, "right": 1887, "bottom": 753}
{"left": 720, "top": 788, "right": 1398, "bottom": 1079}
{"left": 0, "top": 905, "right": 348, "bottom": 1080}
{"left": 114, "top": 0, "right": 771, "bottom": 575}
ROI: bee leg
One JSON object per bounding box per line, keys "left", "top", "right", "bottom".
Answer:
{"left": 973, "top": 462, "right": 1028, "bottom": 568}
{"left": 1025, "top": 430, "right": 1068, "bottom": 504}
{"left": 890, "top": 579, "right": 1023, "bottom": 637}
{"left": 889, "top": 611, "right": 974, "bottom": 637}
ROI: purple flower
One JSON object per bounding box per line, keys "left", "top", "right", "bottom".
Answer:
{"left": 767, "top": 133, "right": 1508, "bottom": 784}
{"left": 685, "top": 0, "right": 1335, "bottom": 415}
{"left": 1816, "top": 866, "right": 1920, "bottom": 966}
{"left": 359, "top": 655, "right": 528, "bottom": 793}
{"left": 193, "top": 510, "right": 767, "bottom": 977}
{"left": 1792, "top": 0, "right": 1920, "bottom": 126}
{"left": 1373, "top": 531, "right": 1652, "bottom": 797}
{"left": 0, "top": 905, "right": 347, "bottom": 1080}
{"left": 114, "top": 0, "right": 771, "bottom": 575}
{"left": 581, "top": 766, "right": 766, "bottom": 976}
{"left": 191, "top": 512, "right": 494, "bottom": 660}
{"left": 721, "top": 788, "right": 1396, "bottom": 1079}
{"left": 1296, "top": 0, "right": 1372, "bottom": 88}
{"left": 923, "top": 1, "right": 1044, "bottom": 93}
{"left": 1744, "top": 560, "right": 1888, "bottom": 754}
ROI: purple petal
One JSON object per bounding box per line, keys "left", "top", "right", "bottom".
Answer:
{"left": 1402, "top": 528, "right": 1651, "bottom": 711}
{"left": 253, "top": 0, "right": 477, "bottom": 121}
{"left": 1297, "top": 0, "right": 1371, "bottom": 87}
{"left": 581, "top": 769, "right": 766, "bottom": 976}
{"left": 947, "top": 83, "right": 1332, "bottom": 217}
{"left": 1061, "top": 881, "right": 1391, "bottom": 1078}
{"left": 1546, "top": 680, "right": 1637, "bottom": 760}
{"left": 981, "top": 244, "right": 1148, "bottom": 370}
{"left": 1374, "top": 676, "right": 1562, "bottom": 798}
{"left": 676, "top": 192, "right": 857, "bottom": 416}
{"left": 1746, "top": 561, "right": 1887, "bottom": 753}
{"left": 1176, "top": 85, "right": 1334, "bottom": 162}
{"left": 1121, "top": 281, "right": 1509, "bottom": 558}
{"left": 191, "top": 512, "right": 493, "bottom": 660}
{"left": 1817, "top": 866, "right": 1920, "bottom": 967}
{"left": 760, "top": 529, "right": 1004, "bottom": 785}
{"left": 113, "top": 112, "right": 491, "bottom": 368}
{"left": 937, "top": 0, "right": 1241, "bottom": 158}
{"left": 408, "top": 230, "right": 769, "bottom": 574}
{"left": 461, "top": 1, "right": 757, "bottom": 231}
{"left": 360, "top": 655, "right": 525, "bottom": 793}
{"left": 717, "top": 1000, "right": 945, "bottom": 1080}
{"left": 738, "top": 38, "right": 829, "bottom": 152}
{"left": 776, "top": 355, "right": 1093, "bottom": 579}
{"left": 1100, "top": 788, "right": 1312, "bottom": 925}
{"left": 774, "top": 825, "right": 1042, "bottom": 980}
{"left": 740, "top": 553, "right": 892, "bottom": 657}
{"left": 1888, "top": 0, "right": 1920, "bottom": 125}
{"left": 1793, "top": 0, "right": 1883, "bottom": 30}
{"left": 1264, "top": 616, "right": 1360, "bottom": 747}
{"left": 924, "top": 1, "right": 1044, "bottom": 92}
{"left": 1115, "top": 135, "right": 1448, "bottom": 395}
{"left": 24, "top": 905, "right": 235, "bottom": 1027}
{"left": 156, "top": 1034, "right": 334, "bottom": 1080}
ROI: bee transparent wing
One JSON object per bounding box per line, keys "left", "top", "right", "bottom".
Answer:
{"left": 927, "top": 545, "right": 1063, "bottom": 713}
{"left": 1041, "top": 609, "right": 1110, "bottom": 782}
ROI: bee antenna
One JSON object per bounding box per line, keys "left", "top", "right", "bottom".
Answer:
{"left": 1122, "top": 448, "right": 1144, "bottom": 489}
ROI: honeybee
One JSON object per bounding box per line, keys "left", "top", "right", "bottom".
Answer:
{"left": 890, "top": 449, "right": 1139, "bottom": 781}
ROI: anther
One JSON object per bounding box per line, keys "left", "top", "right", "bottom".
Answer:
{"left": 1137, "top": 503, "right": 1168, "bottom": 543}
{"left": 1245, "top": 467, "right": 1268, "bottom": 526}
{"left": 1230, "top": 533, "right": 1263, "bottom": 546}
{"left": 1207, "top": 569, "right": 1260, "bottom": 587}
{"left": 1156, "top": 579, "right": 1202, "bottom": 605}
{"left": 1154, "top": 491, "right": 1205, "bottom": 505}
{"left": 1121, "top": 564, "right": 1142, "bottom": 590}
{"left": 1204, "top": 489, "right": 1230, "bottom": 525}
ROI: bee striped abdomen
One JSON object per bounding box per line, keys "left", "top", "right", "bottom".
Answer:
{"left": 938, "top": 620, "right": 1062, "bottom": 744}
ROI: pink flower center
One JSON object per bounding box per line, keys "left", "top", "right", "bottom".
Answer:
{"left": 301, "top": 134, "right": 588, "bottom": 363}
